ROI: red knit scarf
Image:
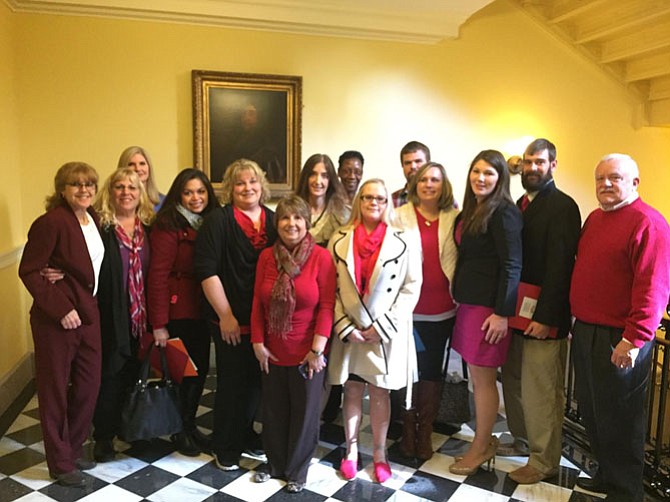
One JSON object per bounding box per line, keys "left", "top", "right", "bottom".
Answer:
{"left": 115, "top": 218, "right": 146, "bottom": 340}
{"left": 354, "top": 222, "right": 386, "bottom": 295}
{"left": 268, "top": 232, "right": 315, "bottom": 338}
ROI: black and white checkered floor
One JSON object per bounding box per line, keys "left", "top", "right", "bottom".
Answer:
{"left": 0, "top": 375, "right": 622, "bottom": 502}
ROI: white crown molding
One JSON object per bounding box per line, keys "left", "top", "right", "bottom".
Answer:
{"left": 5, "top": 0, "right": 495, "bottom": 44}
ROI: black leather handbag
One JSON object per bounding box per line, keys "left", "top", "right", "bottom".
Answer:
{"left": 436, "top": 337, "right": 472, "bottom": 425}
{"left": 120, "top": 344, "right": 183, "bottom": 442}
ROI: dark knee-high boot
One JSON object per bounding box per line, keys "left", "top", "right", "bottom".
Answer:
{"left": 400, "top": 408, "right": 418, "bottom": 457}
{"left": 171, "top": 376, "right": 204, "bottom": 456}
{"left": 416, "top": 380, "right": 441, "bottom": 460}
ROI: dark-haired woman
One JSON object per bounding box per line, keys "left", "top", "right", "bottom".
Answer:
{"left": 251, "top": 195, "right": 336, "bottom": 493}
{"left": 148, "top": 168, "right": 219, "bottom": 455}
{"left": 296, "top": 153, "right": 350, "bottom": 246}
{"left": 19, "top": 162, "right": 104, "bottom": 487}
{"left": 449, "top": 150, "right": 522, "bottom": 475}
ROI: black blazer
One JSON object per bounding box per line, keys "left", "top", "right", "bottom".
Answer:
{"left": 97, "top": 223, "right": 150, "bottom": 376}
{"left": 517, "top": 182, "right": 581, "bottom": 338}
{"left": 453, "top": 200, "right": 523, "bottom": 316}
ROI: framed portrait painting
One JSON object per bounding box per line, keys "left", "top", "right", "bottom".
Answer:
{"left": 192, "top": 70, "right": 302, "bottom": 198}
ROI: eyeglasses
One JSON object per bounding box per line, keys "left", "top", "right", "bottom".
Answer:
{"left": 66, "top": 182, "right": 95, "bottom": 189}
{"left": 360, "top": 195, "right": 387, "bottom": 204}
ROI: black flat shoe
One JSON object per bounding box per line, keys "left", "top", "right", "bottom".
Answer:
{"left": 93, "top": 440, "right": 116, "bottom": 463}
{"left": 575, "top": 476, "right": 608, "bottom": 494}
{"left": 171, "top": 432, "right": 200, "bottom": 457}
{"left": 190, "top": 428, "right": 212, "bottom": 453}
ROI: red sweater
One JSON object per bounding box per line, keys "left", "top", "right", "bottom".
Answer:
{"left": 251, "top": 244, "right": 336, "bottom": 366}
{"left": 570, "top": 198, "right": 670, "bottom": 347}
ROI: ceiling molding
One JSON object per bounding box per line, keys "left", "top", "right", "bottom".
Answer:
{"left": 4, "top": 0, "right": 495, "bottom": 44}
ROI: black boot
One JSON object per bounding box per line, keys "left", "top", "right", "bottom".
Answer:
{"left": 173, "top": 377, "right": 206, "bottom": 456}
{"left": 93, "top": 439, "right": 116, "bottom": 462}
{"left": 171, "top": 431, "right": 200, "bottom": 456}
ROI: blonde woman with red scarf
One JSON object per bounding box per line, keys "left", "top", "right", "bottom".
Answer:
{"left": 327, "top": 179, "right": 422, "bottom": 484}
{"left": 92, "top": 168, "right": 154, "bottom": 462}
{"left": 250, "top": 195, "right": 336, "bottom": 493}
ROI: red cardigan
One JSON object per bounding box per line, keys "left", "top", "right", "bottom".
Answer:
{"left": 148, "top": 225, "right": 200, "bottom": 329}
{"left": 251, "top": 244, "right": 336, "bottom": 366}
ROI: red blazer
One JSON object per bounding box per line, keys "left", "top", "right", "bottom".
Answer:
{"left": 148, "top": 224, "right": 200, "bottom": 329}
{"left": 19, "top": 204, "right": 101, "bottom": 326}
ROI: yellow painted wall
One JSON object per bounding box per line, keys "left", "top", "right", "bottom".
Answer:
{"left": 0, "top": 1, "right": 31, "bottom": 382}
{"left": 4, "top": 0, "right": 670, "bottom": 383}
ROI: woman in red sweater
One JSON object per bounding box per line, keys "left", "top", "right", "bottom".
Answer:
{"left": 251, "top": 195, "right": 336, "bottom": 493}
{"left": 148, "top": 168, "right": 219, "bottom": 455}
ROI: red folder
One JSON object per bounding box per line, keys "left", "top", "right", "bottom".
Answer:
{"left": 149, "top": 337, "right": 199, "bottom": 383}
{"left": 509, "top": 282, "right": 558, "bottom": 338}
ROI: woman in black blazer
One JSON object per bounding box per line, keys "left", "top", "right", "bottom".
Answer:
{"left": 449, "top": 150, "right": 522, "bottom": 475}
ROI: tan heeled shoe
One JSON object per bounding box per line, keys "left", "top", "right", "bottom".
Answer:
{"left": 449, "top": 436, "right": 499, "bottom": 476}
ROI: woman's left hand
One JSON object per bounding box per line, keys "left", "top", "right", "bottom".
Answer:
{"left": 481, "top": 314, "right": 508, "bottom": 344}
{"left": 360, "top": 325, "right": 381, "bottom": 343}
{"left": 253, "top": 343, "right": 278, "bottom": 374}
{"left": 301, "top": 352, "right": 327, "bottom": 380}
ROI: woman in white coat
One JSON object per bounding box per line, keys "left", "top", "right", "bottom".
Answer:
{"left": 395, "top": 162, "right": 459, "bottom": 461}
{"left": 327, "top": 178, "right": 422, "bottom": 484}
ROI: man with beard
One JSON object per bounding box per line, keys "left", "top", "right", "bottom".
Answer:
{"left": 500, "top": 138, "right": 581, "bottom": 484}
{"left": 570, "top": 154, "right": 670, "bottom": 501}
{"left": 392, "top": 141, "right": 430, "bottom": 207}
{"left": 337, "top": 151, "right": 364, "bottom": 205}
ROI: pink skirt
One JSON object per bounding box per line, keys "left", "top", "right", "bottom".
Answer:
{"left": 452, "top": 304, "right": 512, "bottom": 368}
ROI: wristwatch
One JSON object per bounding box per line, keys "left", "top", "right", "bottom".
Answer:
{"left": 311, "top": 349, "right": 323, "bottom": 356}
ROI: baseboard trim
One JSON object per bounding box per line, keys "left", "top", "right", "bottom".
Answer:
{"left": 0, "top": 353, "right": 35, "bottom": 434}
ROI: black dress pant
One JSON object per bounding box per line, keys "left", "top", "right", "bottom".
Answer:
{"left": 572, "top": 320, "right": 651, "bottom": 502}
{"left": 209, "top": 323, "right": 261, "bottom": 463}
{"left": 166, "top": 319, "right": 210, "bottom": 431}
{"left": 262, "top": 364, "right": 324, "bottom": 484}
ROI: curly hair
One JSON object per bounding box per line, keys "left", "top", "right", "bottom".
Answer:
{"left": 45, "top": 162, "right": 99, "bottom": 211}
{"left": 95, "top": 168, "right": 154, "bottom": 228}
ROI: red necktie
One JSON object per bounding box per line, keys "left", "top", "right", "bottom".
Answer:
{"left": 520, "top": 195, "right": 530, "bottom": 212}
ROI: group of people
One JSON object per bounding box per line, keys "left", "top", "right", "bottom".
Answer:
{"left": 19, "top": 139, "right": 670, "bottom": 502}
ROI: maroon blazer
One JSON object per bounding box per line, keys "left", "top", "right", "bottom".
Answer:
{"left": 148, "top": 224, "right": 200, "bottom": 329}
{"left": 19, "top": 204, "right": 101, "bottom": 326}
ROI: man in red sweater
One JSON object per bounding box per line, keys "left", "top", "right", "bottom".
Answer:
{"left": 570, "top": 153, "right": 670, "bottom": 502}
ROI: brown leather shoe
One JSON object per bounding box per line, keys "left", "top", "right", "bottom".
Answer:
{"left": 508, "top": 464, "right": 556, "bottom": 484}
{"left": 52, "top": 469, "right": 86, "bottom": 487}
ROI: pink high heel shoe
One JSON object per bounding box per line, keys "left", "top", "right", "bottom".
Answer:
{"left": 340, "top": 459, "right": 357, "bottom": 480}
{"left": 373, "top": 462, "right": 392, "bottom": 483}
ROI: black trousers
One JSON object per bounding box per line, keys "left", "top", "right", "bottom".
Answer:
{"left": 262, "top": 364, "right": 324, "bottom": 484}
{"left": 93, "top": 337, "right": 140, "bottom": 442}
{"left": 209, "top": 324, "right": 261, "bottom": 463}
{"left": 166, "top": 319, "right": 210, "bottom": 431}
{"left": 414, "top": 317, "right": 454, "bottom": 381}
{"left": 572, "top": 320, "right": 651, "bottom": 502}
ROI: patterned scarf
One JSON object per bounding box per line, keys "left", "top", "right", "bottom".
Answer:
{"left": 354, "top": 221, "right": 387, "bottom": 295}
{"left": 115, "top": 218, "right": 146, "bottom": 339}
{"left": 176, "top": 204, "right": 204, "bottom": 230}
{"left": 268, "top": 232, "right": 315, "bottom": 338}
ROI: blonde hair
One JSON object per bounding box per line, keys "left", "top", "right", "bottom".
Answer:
{"left": 95, "top": 168, "right": 154, "bottom": 227}
{"left": 45, "top": 162, "right": 99, "bottom": 211}
{"left": 117, "top": 146, "right": 161, "bottom": 206}
{"left": 343, "top": 178, "right": 396, "bottom": 229}
{"left": 220, "top": 158, "right": 271, "bottom": 206}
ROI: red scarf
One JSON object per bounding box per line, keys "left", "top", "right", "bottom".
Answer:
{"left": 354, "top": 222, "right": 386, "bottom": 295}
{"left": 234, "top": 206, "right": 267, "bottom": 250}
{"left": 268, "top": 233, "right": 315, "bottom": 338}
{"left": 115, "top": 218, "right": 146, "bottom": 340}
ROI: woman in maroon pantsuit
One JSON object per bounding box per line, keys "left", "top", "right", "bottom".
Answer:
{"left": 19, "top": 162, "right": 105, "bottom": 487}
